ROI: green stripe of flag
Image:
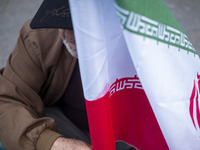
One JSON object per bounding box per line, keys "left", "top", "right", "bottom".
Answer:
{"left": 114, "top": 0, "right": 197, "bottom": 55}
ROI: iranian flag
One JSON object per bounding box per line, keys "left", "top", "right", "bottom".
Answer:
{"left": 69, "top": 0, "right": 200, "bottom": 149}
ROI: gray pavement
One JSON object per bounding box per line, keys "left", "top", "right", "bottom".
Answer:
{"left": 165, "top": 0, "right": 200, "bottom": 54}
{"left": 0, "top": 0, "right": 200, "bottom": 68}
{"left": 0, "top": 0, "right": 42, "bottom": 68}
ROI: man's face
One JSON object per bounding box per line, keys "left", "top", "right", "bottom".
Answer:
{"left": 59, "top": 29, "right": 77, "bottom": 58}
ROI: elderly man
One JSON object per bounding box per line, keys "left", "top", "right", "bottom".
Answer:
{"left": 0, "top": 0, "right": 134, "bottom": 149}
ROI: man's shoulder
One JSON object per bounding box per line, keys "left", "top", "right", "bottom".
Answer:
{"left": 19, "top": 19, "right": 63, "bottom": 57}
{"left": 20, "top": 19, "right": 60, "bottom": 43}
{"left": 17, "top": 19, "right": 66, "bottom": 70}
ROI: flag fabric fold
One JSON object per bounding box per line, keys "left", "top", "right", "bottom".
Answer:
{"left": 69, "top": 0, "right": 200, "bottom": 149}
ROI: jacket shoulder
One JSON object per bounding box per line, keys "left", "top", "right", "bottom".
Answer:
{"left": 18, "top": 20, "right": 64, "bottom": 69}
{"left": 17, "top": 20, "right": 77, "bottom": 104}
{"left": 20, "top": 19, "right": 62, "bottom": 52}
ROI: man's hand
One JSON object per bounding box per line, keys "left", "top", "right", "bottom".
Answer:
{"left": 50, "top": 137, "right": 93, "bottom": 150}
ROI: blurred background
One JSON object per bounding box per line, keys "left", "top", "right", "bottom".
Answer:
{"left": 0, "top": 0, "right": 43, "bottom": 68}
{"left": 0, "top": 0, "right": 200, "bottom": 69}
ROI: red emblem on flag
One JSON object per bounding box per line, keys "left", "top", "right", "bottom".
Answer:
{"left": 189, "top": 73, "right": 200, "bottom": 130}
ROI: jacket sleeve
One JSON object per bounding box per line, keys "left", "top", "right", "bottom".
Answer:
{"left": 0, "top": 20, "right": 63, "bottom": 150}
